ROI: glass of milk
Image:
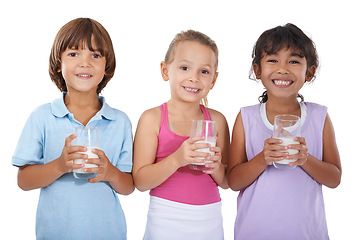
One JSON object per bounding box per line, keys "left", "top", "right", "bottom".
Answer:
{"left": 273, "top": 115, "right": 301, "bottom": 169}
{"left": 72, "top": 127, "right": 99, "bottom": 179}
{"left": 189, "top": 120, "right": 216, "bottom": 171}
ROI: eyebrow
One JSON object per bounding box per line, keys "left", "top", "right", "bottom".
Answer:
{"left": 178, "top": 59, "right": 213, "bottom": 68}
{"left": 265, "top": 52, "right": 304, "bottom": 58}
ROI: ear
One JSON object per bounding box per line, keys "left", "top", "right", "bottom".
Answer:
{"left": 253, "top": 63, "right": 261, "bottom": 79}
{"left": 305, "top": 65, "right": 316, "bottom": 82}
{"left": 160, "top": 61, "right": 169, "bottom": 81}
{"left": 210, "top": 72, "right": 218, "bottom": 89}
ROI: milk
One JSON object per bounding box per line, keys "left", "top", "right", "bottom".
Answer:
{"left": 189, "top": 140, "right": 216, "bottom": 170}
{"left": 73, "top": 147, "right": 99, "bottom": 179}
{"left": 276, "top": 137, "right": 300, "bottom": 164}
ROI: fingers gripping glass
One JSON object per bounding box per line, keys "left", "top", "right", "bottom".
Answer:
{"left": 71, "top": 127, "right": 99, "bottom": 179}
{"left": 189, "top": 120, "right": 216, "bottom": 171}
{"left": 273, "top": 115, "right": 301, "bottom": 169}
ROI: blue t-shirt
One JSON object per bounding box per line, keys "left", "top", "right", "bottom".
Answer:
{"left": 12, "top": 93, "right": 133, "bottom": 240}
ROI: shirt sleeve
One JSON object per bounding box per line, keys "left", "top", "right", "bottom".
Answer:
{"left": 116, "top": 117, "right": 133, "bottom": 173}
{"left": 12, "top": 113, "right": 44, "bottom": 167}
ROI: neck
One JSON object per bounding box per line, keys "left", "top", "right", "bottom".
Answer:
{"left": 265, "top": 97, "right": 301, "bottom": 124}
{"left": 167, "top": 99, "right": 203, "bottom": 119}
{"left": 64, "top": 90, "right": 102, "bottom": 126}
{"left": 64, "top": 91, "right": 101, "bottom": 110}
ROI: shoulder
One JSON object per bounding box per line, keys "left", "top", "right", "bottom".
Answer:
{"left": 304, "top": 102, "right": 328, "bottom": 119}
{"left": 206, "top": 108, "right": 227, "bottom": 124}
{"left": 25, "top": 103, "right": 53, "bottom": 127}
{"left": 135, "top": 106, "right": 161, "bottom": 139}
{"left": 136, "top": 106, "right": 161, "bottom": 133}
{"left": 240, "top": 103, "right": 260, "bottom": 115}
{"left": 110, "top": 107, "right": 132, "bottom": 123}
{"left": 139, "top": 106, "right": 161, "bottom": 123}
{"left": 304, "top": 102, "right": 327, "bottom": 110}
{"left": 31, "top": 103, "right": 52, "bottom": 117}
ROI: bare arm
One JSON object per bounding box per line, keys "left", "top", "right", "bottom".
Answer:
{"left": 299, "top": 114, "right": 341, "bottom": 188}
{"left": 132, "top": 108, "right": 213, "bottom": 191}
{"left": 227, "top": 112, "right": 288, "bottom": 191}
{"left": 83, "top": 148, "right": 134, "bottom": 195}
{"left": 132, "top": 108, "right": 180, "bottom": 191}
{"left": 17, "top": 134, "right": 85, "bottom": 191}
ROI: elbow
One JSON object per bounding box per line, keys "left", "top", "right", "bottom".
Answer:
{"left": 227, "top": 176, "right": 243, "bottom": 192}
{"left": 228, "top": 182, "right": 243, "bottom": 192}
{"left": 132, "top": 178, "right": 150, "bottom": 192}
{"left": 134, "top": 183, "right": 150, "bottom": 192}
{"left": 17, "top": 181, "right": 33, "bottom": 191}
{"left": 326, "top": 177, "right": 341, "bottom": 189}
{"left": 120, "top": 185, "right": 135, "bottom": 196}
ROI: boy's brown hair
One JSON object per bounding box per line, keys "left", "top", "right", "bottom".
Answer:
{"left": 49, "top": 18, "right": 116, "bottom": 94}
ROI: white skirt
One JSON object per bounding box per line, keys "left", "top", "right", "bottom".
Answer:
{"left": 143, "top": 196, "right": 224, "bottom": 240}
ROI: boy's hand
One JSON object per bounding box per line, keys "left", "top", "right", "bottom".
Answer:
{"left": 58, "top": 133, "right": 87, "bottom": 174}
{"left": 83, "top": 148, "right": 117, "bottom": 183}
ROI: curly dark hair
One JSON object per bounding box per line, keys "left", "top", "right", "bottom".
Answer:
{"left": 250, "top": 23, "right": 319, "bottom": 103}
{"left": 49, "top": 18, "right": 116, "bottom": 94}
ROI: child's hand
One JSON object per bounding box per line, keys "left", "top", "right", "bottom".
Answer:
{"left": 173, "top": 136, "right": 211, "bottom": 167}
{"left": 202, "top": 146, "right": 222, "bottom": 174}
{"left": 286, "top": 137, "right": 309, "bottom": 167}
{"left": 82, "top": 148, "right": 117, "bottom": 184}
{"left": 58, "top": 134, "right": 87, "bottom": 173}
{"left": 263, "top": 137, "right": 289, "bottom": 166}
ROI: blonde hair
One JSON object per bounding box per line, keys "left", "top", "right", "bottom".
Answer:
{"left": 164, "top": 30, "right": 219, "bottom": 106}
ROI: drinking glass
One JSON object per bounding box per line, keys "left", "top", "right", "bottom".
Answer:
{"left": 189, "top": 120, "right": 216, "bottom": 171}
{"left": 273, "top": 114, "right": 301, "bottom": 169}
{"left": 72, "top": 127, "right": 99, "bottom": 179}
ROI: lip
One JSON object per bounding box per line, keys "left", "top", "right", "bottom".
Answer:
{"left": 183, "top": 86, "right": 201, "bottom": 93}
{"left": 75, "top": 73, "right": 93, "bottom": 80}
{"left": 272, "top": 78, "right": 294, "bottom": 87}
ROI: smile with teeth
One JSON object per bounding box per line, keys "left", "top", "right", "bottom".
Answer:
{"left": 273, "top": 79, "right": 293, "bottom": 86}
{"left": 76, "top": 74, "right": 92, "bottom": 78}
{"left": 184, "top": 86, "right": 200, "bottom": 93}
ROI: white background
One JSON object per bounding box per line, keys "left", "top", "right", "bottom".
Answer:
{"left": 1, "top": 0, "right": 356, "bottom": 239}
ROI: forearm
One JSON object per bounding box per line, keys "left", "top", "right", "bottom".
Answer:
{"left": 17, "top": 159, "right": 64, "bottom": 191}
{"left": 228, "top": 152, "right": 267, "bottom": 191}
{"left": 134, "top": 155, "right": 180, "bottom": 192}
{"left": 301, "top": 154, "right": 341, "bottom": 188}
{"left": 210, "top": 164, "right": 228, "bottom": 189}
{"left": 108, "top": 169, "right": 135, "bottom": 195}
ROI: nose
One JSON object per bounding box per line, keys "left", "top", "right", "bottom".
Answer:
{"left": 276, "top": 63, "right": 289, "bottom": 74}
{"left": 189, "top": 72, "right": 200, "bottom": 82}
{"left": 79, "top": 55, "right": 91, "bottom": 68}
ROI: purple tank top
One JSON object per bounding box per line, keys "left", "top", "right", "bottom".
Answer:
{"left": 235, "top": 102, "right": 329, "bottom": 240}
{"left": 150, "top": 103, "right": 221, "bottom": 205}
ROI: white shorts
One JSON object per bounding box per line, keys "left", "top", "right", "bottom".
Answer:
{"left": 143, "top": 196, "right": 224, "bottom": 240}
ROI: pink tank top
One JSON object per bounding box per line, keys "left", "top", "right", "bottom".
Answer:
{"left": 149, "top": 103, "right": 221, "bottom": 205}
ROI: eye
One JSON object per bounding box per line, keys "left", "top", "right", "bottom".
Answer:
{"left": 92, "top": 53, "right": 102, "bottom": 59}
{"left": 180, "top": 66, "right": 188, "bottom": 71}
{"left": 68, "top": 52, "right": 78, "bottom": 57}
{"left": 201, "top": 69, "right": 209, "bottom": 75}
{"left": 289, "top": 60, "right": 300, "bottom": 64}
{"left": 267, "top": 59, "right": 277, "bottom": 63}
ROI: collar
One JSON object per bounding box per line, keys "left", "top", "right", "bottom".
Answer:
{"left": 51, "top": 92, "right": 116, "bottom": 121}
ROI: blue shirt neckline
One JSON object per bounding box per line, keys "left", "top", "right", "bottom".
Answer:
{"left": 50, "top": 92, "right": 116, "bottom": 122}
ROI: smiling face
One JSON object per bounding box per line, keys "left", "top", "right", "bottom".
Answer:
{"left": 254, "top": 47, "right": 315, "bottom": 101}
{"left": 59, "top": 41, "right": 106, "bottom": 95}
{"left": 161, "top": 41, "right": 218, "bottom": 104}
